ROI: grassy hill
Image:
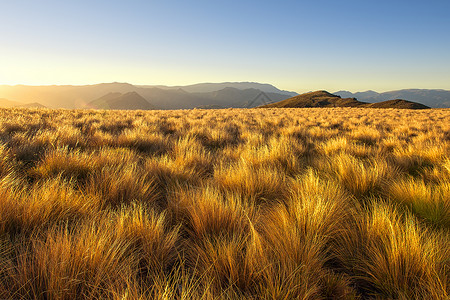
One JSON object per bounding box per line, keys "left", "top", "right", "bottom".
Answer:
{"left": 260, "top": 91, "right": 364, "bottom": 108}
{"left": 261, "top": 91, "right": 430, "bottom": 109}
{"left": 365, "top": 99, "right": 430, "bottom": 109}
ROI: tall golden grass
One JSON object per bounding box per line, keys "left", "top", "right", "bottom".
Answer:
{"left": 0, "top": 106, "right": 448, "bottom": 299}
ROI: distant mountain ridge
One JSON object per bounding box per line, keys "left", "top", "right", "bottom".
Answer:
{"left": 0, "top": 98, "right": 23, "bottom": 108}
{"left": 0, "top": 82, "right": 295, "bottom": 109}
{"left": 138, "top": 82, "right": 298, "bottom": 97}
{"left": 334, "top": 89, "right": 450, "bottom": 108}
{"left": 0, "top": 83, "right": 448, "bottom": 109}
{"left": 260, "top": 91, "right": 430, "bottom": 109}
{"left": 16, "top": 102, "right": 47, "bottom": 108}
{"left": 0, "top": 98, "right": 46, "bottom": 108}
{"left": 191, "top": 88, "right": 293, "bottom": 108}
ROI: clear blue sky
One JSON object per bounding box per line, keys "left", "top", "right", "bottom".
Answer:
{"left": 1, "top": 0, "right": 449, "bottom": 93}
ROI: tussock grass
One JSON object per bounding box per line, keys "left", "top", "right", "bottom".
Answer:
{"left": 388, "top": 177, "right": 450, "bottom": 227}
{"left": 114, "top": 204, "right": 180, "bottom": 279}
{"left": 214, "top": 160, "right": 287, "bottom": 204}
{"left": 321, "top": 153, "right": 396, "bottom": 198}
{"left": 0, "top": 107, "right": 448, "bottom": 299}
{"left": 113, "top": 129, "right": 169, "bottom": 155}
{"left": 30, "top": 147, "right": 96, "bottom": 182}
{"left": 338, "top": 201, "right": 448, "bottom": 299}
{"left": 0, "top": 177, "right": 96, "bottom": 237}
{"left": 258, "top": 170, "right": 358, "bottom": 299}
{"left": 6, "top": 222, "right": 137, "bottom": 300}
{"left": 0, "top": 145, "right": 15, "bottom": 177}
{"left": 87, "top": 163, "right": 159, "bottom": 209}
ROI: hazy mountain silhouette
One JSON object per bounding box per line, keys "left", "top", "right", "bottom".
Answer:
{"left": 85, "top": 92, "right": 155, "bottom": 110}
{"left": 131, "top": 87, "right": 208, "bottom": 109}
{"left": 0, "top": 98, "right": 46, "bottom": 108}
{"left": 192, "top": 87, "right": 291, "bottom": 108}
{"left": 0, "top": 83, "right": 136, "bottom": 109}
{"left": 334, "top": 89, "right": 450, "bottom": 108}
{"left": 0, "top": 98, "right": 23, "bottom": 108}
{"left": 0, "top": 83, "right": 445, "bottom": 109}
{"left": 16, "top": 102, "right": 47, "bottom": 108}
{"left": 0, "top": 82, "right": 293, "bottom": 109}
{"left": 138, "top": 82, "right": 298, "bottom": 96}
{"left": 261, "top": 91, "right": 430, "bottom": 109}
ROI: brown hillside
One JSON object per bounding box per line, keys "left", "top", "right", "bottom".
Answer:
{"left": 365, "top": 99, "right": 429, "bottom": 109}
{"left": 261, "top": 91, "right": 430, "bottom": 109}
{"left": 260, "top": 91, "right": 364, "bottom": 108}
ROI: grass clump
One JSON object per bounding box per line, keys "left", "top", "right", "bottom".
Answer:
{"left": 388, "top": 177, "right": 450, "bottom": 227}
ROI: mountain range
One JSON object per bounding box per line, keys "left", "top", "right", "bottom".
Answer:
{"left": 145, "top": 82, "right": 298, "bottom": 96}
{"left": 0, "top": 98, "right": 47, "bottom": 108}
{"left": 0, "top": 83, "right": 448, "bottom": 109}
{"left": 0, "top": 82, "right": 294, "bottom": 109}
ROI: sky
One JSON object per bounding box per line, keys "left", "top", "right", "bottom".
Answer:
{"left": 1, "top": 0, "right": 449, "bottom": 93}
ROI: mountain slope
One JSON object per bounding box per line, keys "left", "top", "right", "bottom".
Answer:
{"left": 261, "top": 91, "right": 430, "bottom": 109}
{"left": 334, "top": 89, "right": 450, "bottom": 108}
{"left": 85, "top": 92, "right": 154, "bottom": 110}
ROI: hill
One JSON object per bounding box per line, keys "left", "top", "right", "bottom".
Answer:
{"left": 365, "top": 99, "right": 429, "bottom": 109}
{"left": 260, "top": 91, "right": 363, "bottom": 108}
{"left": 261, "top": 91, "right": 430, "bottom": 109}
{"left": 334, "top": 89, "right": 450, "bottom": 108}
{"left": 85, "top": 92, "right": 155, "bottom": 110}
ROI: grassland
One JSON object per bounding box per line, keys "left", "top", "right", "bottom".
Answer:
{"left": 0, "top": 107, "right": 448, "bottom": 299}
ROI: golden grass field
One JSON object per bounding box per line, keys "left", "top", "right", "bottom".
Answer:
{"left": 0, "top": 107, "right": 449, "bottom": 299}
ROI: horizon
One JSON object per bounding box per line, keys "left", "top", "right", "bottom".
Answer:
{"left": 1, "top": 1, "right": 449, "bottom": 92}
{"left": 1, "top": 81, "right": 450, "bottom": 95}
